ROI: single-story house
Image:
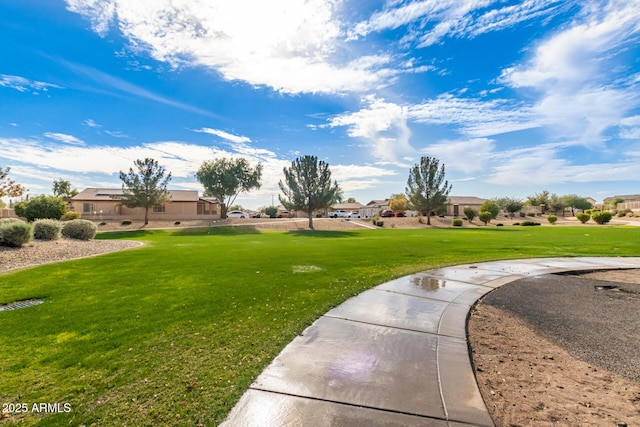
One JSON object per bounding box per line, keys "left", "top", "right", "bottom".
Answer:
{"left": 70, "top": 188, "right": 220, "bottom": 221}
{"left": 604, "top": 194, "right": 640, "bottom": 213}
{"left": 360, "top": 199, "right": 389, "bottom": 218}
{"left": 445, "top": 196, "right": 487, "bottom": 216}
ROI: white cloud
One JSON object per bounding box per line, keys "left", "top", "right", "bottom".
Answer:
{"left": 66, "top": 0, "right": 394, "bottom": 94}
{"left": 327, "top": 95, "right": 414, "bottom": 163}
{"left": 43, "top": 132, "right": 86, "bottom": 146}
{"left": 500, "top": 0, "right": 640, "bottom": 146}
{"left": 195, "top": 128, "right": 251, "bottom": 143}
{"left": 421, "top": 138, "right": 495, "bottom": 173}
{"left": 83, "top": 119, "right": 101, "bottom": 128}
{"left": 349, "top": 0, "right": 566, "bottom": 47}
{"left": 0, "top": 74, "right": 63, "bottom": 93}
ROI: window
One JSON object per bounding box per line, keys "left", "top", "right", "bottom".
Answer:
{"left": 153, "top": 204, "right": 165, "bottom": 213}
{"left": 83, "top": 203, "right": 95, "bottom": 213}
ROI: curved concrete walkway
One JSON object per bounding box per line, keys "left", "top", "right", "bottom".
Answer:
{"left": 221, "top": 257, "right": 640, "bottom": 426}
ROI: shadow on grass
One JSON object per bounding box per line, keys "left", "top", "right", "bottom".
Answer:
{"left": 286, "top": 230, "right": 360, "bottom": 238}
{"left": 172, "top": 225, "right": 262, "bottom": 236}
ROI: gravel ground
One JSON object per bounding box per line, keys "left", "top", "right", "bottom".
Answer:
{"left": 479, "top": 271, "right": 640, "bottom": 383}
{"left": 0, "top": 238, "right": 142, "bottom": 273}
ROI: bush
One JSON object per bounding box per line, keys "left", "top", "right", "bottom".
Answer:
{"left": 520, "top": 221, "right": 541, "bottom": 226}
{"left": 24, "top": 195, "right": 66, "bottom": 221}
{"left": 0, "top": 222, "right": 33, "bottom": 247}
{"left": 478, "top": 211, "right": 493, "bottom": 225}
{"left": 463, "top": 207, "right": 477, "bottom": 223}
{"left": 174, "top": 221, "right": 181, "bottom": 225}
{"left": 519, "top": 211, "right": 526, "bottom": 218}
{"left": 591, "top": 211, "right": 613, "bottom": 225}
{"left": 99, "top": 222, "right": 107, "bottom": 226}
{"left": 451, "top": 218, "right": 463, "bottom": 226}
{"left": 375, "top": 221, "right": 384, "bottom": 227}
{"left": 13, "top": 201, "right": 27, "bottom": 218}
{"left": 33, "top": 219, "right": 62, "bottom": 240}
{"left": 547, "top": 215, "right": 558, "bottom": 224}
{"left": 372, "top": 215, "right": 380, "bottom": 224}
{"left": 61, "top": 211, "right": 81, "bottom": 221}
{"left": 62, "top": 219, "right": 97, "bottom": 240}
{"left": 496, "top": 223, "right": 504, "bottom": 226}
{"left": 0, "top": 218, "right": 24, "bottom": 225}
{"left": 576, "top": 212, "right": 590, "bottom": 224}
{"left": 121, "top": 220, "right": 132, "bottom": 225}
{"left": 479, "top": 200, "right": 499, "bottom": 219}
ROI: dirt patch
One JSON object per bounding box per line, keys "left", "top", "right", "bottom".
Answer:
{"left": 468, "top": 269, "right": 640, "bottom": 426}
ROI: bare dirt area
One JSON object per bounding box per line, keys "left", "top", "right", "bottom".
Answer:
{"left": 469, "top": 269, "right": 640, "bottom": 427}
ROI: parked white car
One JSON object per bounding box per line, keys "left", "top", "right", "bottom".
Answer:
{"left": 329, "top": 209, "right": 349, "bottom": 218}
{"left": 348, "top": 212, "right": 361, "bottom": 218}
{"left": 227, "top": 210, "right": 249, "bottom": 218}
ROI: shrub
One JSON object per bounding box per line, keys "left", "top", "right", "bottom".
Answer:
{"left": 24, "top": 195, "right": 66, "bottom": 221}
{"left": 33, "top": 219, "right": 62, "bottom": 240}
{"left": 547, "top": 215, "right": 558, "bottom": 225}
{"left": 62, "top": 219, "right": 97, "bottom": 240}
{"left": 174, "top": 221, "right": 181, "bottom": 225}
{"left": 375, "top": 221, "right": 384, "bottom": 227}
{"left": 479, "top": 200, "right": 500, "bottom": 219}
{"left": 418, "top": 216, "right": 425, "bottom": 224}
{"left": 372, "top": 215, "right": 381, "bottom": 224}
{"left": 520, "top": 221, "right": 541, "bottom": 226}
{"left": 0, "top": 222, "right": 33, "bottom": 247}
{"left": 451, "top": 218, "right": 463, "bottom": 226}
{"left": 13, "top": 201, "right": 28, "bottom": 218}
{"left": 576, "top": 212, "right": 590, "bottom": 224}
{"left": 519, "top": 211, "right": 526, "bottom": 218}
{"left": 463, "top": 207, "right": 477, "bottom": 223}
{"left": 0, "top": 218, "right": 24, "bottom": 225}
{"left": 61, "top": 211, "right": 81, "bottom": 221}
{"left": 513, "top": 222, "right": 520, "bottom": 226}
{"left": 121, "top": 220, "right": 132, "bottom": 225}
{"left": 527, "top": 212, "right": 536, "bottom": 217}
{"left": 591, "top": 211, "right": 613, "bottom": 225}
{"left": 99, "top": 222, "right": 107, "bottom": 226}
{"left": 478, "top": 211, "right": 493, "bottom": 225}
{"left": 496, "top": 223, "right": 504, "bottom": 226}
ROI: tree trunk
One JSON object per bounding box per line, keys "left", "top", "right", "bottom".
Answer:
{"left": 308, "top": 208, "right": 314, "bottom": 230}
{"left": 144, "top": 206, "right": 149, "bottom": 225}
{"left": 426, "top": 210, "right": 431, "bottom": 225}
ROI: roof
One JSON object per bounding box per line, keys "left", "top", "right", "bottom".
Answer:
{"left": 603, "top": 194, "right": 640, "bottom": 202}
{"left": 447, "top": 196, "right": 487, "bottom": 205}
{"left": 331, "top": 202, "right": 365, "bottom": 210}
{"left": 365, "top": 199, "right": 389, "bottom": 207}
{"left": 72, "top": 188, "right": 199, "bottom": 202}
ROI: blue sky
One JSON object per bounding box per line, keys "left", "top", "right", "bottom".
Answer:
{"left": 1, "top": 0, "right": 639, "bottom": 208}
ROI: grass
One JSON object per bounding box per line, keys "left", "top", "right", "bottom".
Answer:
{"left": 0, "top": 225, "right": 638, "bottom": 425}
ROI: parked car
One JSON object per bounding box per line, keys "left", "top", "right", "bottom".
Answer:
{"left": 348, "top": 212, "right": 361, "bottom": 218}
{"left": 329, "top": 209, "right": 349, "bottom": 218}
{"left": 277, "top": 211, "right": 289, "bottom": 218}
{"left": 380, "top": 209, "right": 394, "bottom": 217}
{"left": 227, "top": 210, "right": 248, "bottom": 218}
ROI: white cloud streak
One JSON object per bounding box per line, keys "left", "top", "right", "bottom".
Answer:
{"left": 66, "top": 0, "right": 395, "bottom": 94}
{"left": 0, "top": 74, "right": 63, "bottom": 93}
{"left": 195, "top": 128, "right": 251, "bottom": 143}
{"left": 43, "top": 132, "right": 86, "bottom": 146}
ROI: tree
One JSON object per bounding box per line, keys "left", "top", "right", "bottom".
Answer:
{"left": 464, "top": 206, "right": 477, "bottom": 223}
{"left": 609, "top": 197, "right": 625, "bottom": 211}
{"left": 52, "top": 179, "right": 79, "bottom": 199}
{"left": 480, "top": 200, "right": 500, "bottom": 219}
{"left": 527, "top": 190, "right": 550, "bottom": 210}
{"left": 264, "top": 206, "right": 278, "bottom": 218}
{"left": 548, "top": 193, "right": 566, "bottom": 216}
{"left": 496, "top": 197, "right": 524, "bottom": 217}
{"left": 196, "top": 158, "right": 262, "bottom": 219}
{"left": 278, "top": 155, "right": 340, "bottom": 230}
{"left": 24, "top": 195, "right": 66, "bottom": 221}
{"left": 118, "top": 158, "right": 172, "bottom": 225}
{"left": 345, "top": 197, "right": 358, "bottom": 204}
{"left": 0, "top": 167, "right": 25, "bottom": 199}
{"left": 388, "top": 193, "right": 409, "bottom": 213}
{"left": 563, "top": 194, "right": 593, "bottom": 215}
{"left": 405, "top": 156, "right": 452, "bottom": 225}
{"left": 479, "top": 211, "right": 493, "bottom": 225}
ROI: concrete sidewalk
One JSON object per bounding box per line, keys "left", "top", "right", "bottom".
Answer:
{"left": 221, "top": 257, "right": 640, "bottom": 426}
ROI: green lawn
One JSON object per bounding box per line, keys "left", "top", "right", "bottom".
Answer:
{"left": 1, "top": 225, "right": 638, "bottom": 426}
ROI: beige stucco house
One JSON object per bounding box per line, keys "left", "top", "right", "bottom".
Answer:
{"left": 70, "top": 188, "right": 220, "bottom": 221}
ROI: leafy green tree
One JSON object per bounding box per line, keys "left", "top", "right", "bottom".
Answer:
{"left": 345, "top": 197, "right": 358, "bottom": 204}
{"left": 13, "top": 201, "right": 27, "bottom": 218}
{"left": 196, "top": 158, "right": 262, "bottom": 219}
{"left": 228, "top": 205, "right": 244, "bottom": 212}
{"left": 479, "top": 211, "right": 493, "bottom": 225}
{"left": 609, "top": 197, "right": 625, "bottom": 210}
{"left": 463, "top": 206, "right": 477, "bottom": 223}
{"left": 279, "top": 155, "right": 340, "bottom": 230}
{"left": 24, "top": 195, "right": 66, "bottom": 221}
{"left": 0, "top": 167, "right": 25, "bottom": 199}
{"left": 496, "top": 197, "right": 524, "bottom": 217}
{"left": 405, "top": 156, "right": 452, "bottom": 225}
{"left": 479, "top": 200, "right": 500, "bottom": 219}
{"left": 527, "top": 190, "right": 550, "bottom": 209}
{"left": 118, "top": 158, "right": 172, "bottom": 225}
{"left": 563, "top": 194, "right": 593, "bottom": 215}
{"left": 52, "top": 179, "right": 79, "bottom": 199}
{"left": 264, "top": 206, "right": 278, "bottom": 218}
{"left": 548, "top": 193, "right": 566, "bottom": 216}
